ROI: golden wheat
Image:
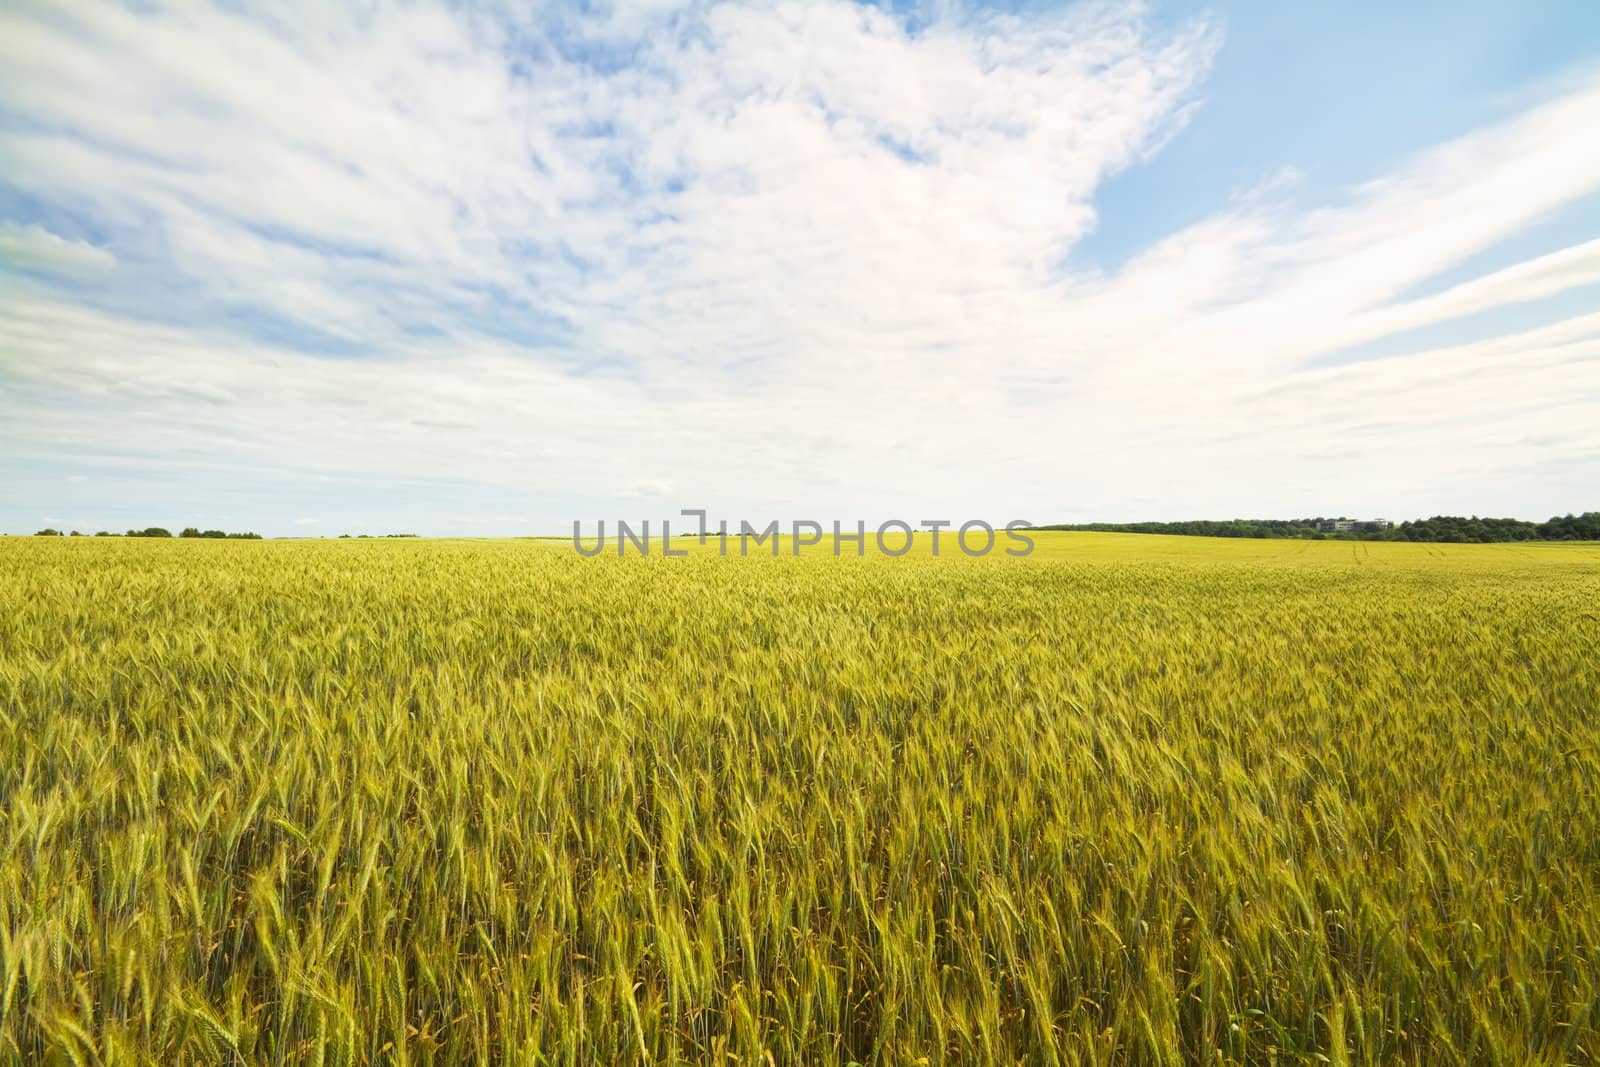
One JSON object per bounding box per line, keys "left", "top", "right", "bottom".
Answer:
{"left": 1, "top": 533, "right": 1597, "bottom": 1065}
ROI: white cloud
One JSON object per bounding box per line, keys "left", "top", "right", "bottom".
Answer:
{"left": 626, "top": 479, "right": 677, "bottom": 499}
{"left": 0, "top": 221, "right": 116, "bottom": 273}
{"left": 0, "top": 0, "right": 1597, "bottom": 529}
{"left": 1350, "top": 239, "right": 1600, "bottom": 342}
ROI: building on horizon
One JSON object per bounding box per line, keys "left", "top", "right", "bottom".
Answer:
{"left": 1318, "top": 518, "right": 1395, "bottom": 533}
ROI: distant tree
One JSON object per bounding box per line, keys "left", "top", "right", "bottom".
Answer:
{"left": 180, "top": 527, "right": 202, "bottom": 538}
{"left": 94, "top": 531, "right": 117, "bottom": 537}
{"left": 35, "top": 528, "right": 62, "bottom": 536}
{"left": 126, "top": 527, "right": 173, "bottom": 538}
{"left": 70, "top": 530, "right": 82, "bottom": 537}
{"left": 1039, "top": 513, "right": 1593, "bottom": 544}
{"left": 1538, "top": 512, "right": 1600, "bottom": 540}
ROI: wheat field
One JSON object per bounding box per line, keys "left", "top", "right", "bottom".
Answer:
{"left": 1, "top": 533, "right": 1597, "bottom": 1065}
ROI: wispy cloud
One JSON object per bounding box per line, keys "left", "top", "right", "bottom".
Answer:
{"left": 0, "top": 0, "right": 1597, "bottom": 532}
{"left": 0, "top": 221, "right": 116, "bottom": 274}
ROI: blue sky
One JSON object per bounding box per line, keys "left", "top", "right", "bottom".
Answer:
{"left": 1, "top": 0, "right": 1598, "bottom": 536}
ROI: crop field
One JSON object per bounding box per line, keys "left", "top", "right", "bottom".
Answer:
{"left": 2, "top": 533, "right": 1598, "bottom": 1065}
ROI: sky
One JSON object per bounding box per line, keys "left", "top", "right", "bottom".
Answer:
{"left": 1, "top": 0, "right": 1598, "bottom": 537}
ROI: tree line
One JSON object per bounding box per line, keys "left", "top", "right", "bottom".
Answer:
{"left": 33, "top": 514, "right": 1599, "bottom": 544}
{"left": 33, "top": 527, "right": 263, "bottom": 539}
{"left": 1038, "top": 513, "right": 1600, "bottom": 543}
